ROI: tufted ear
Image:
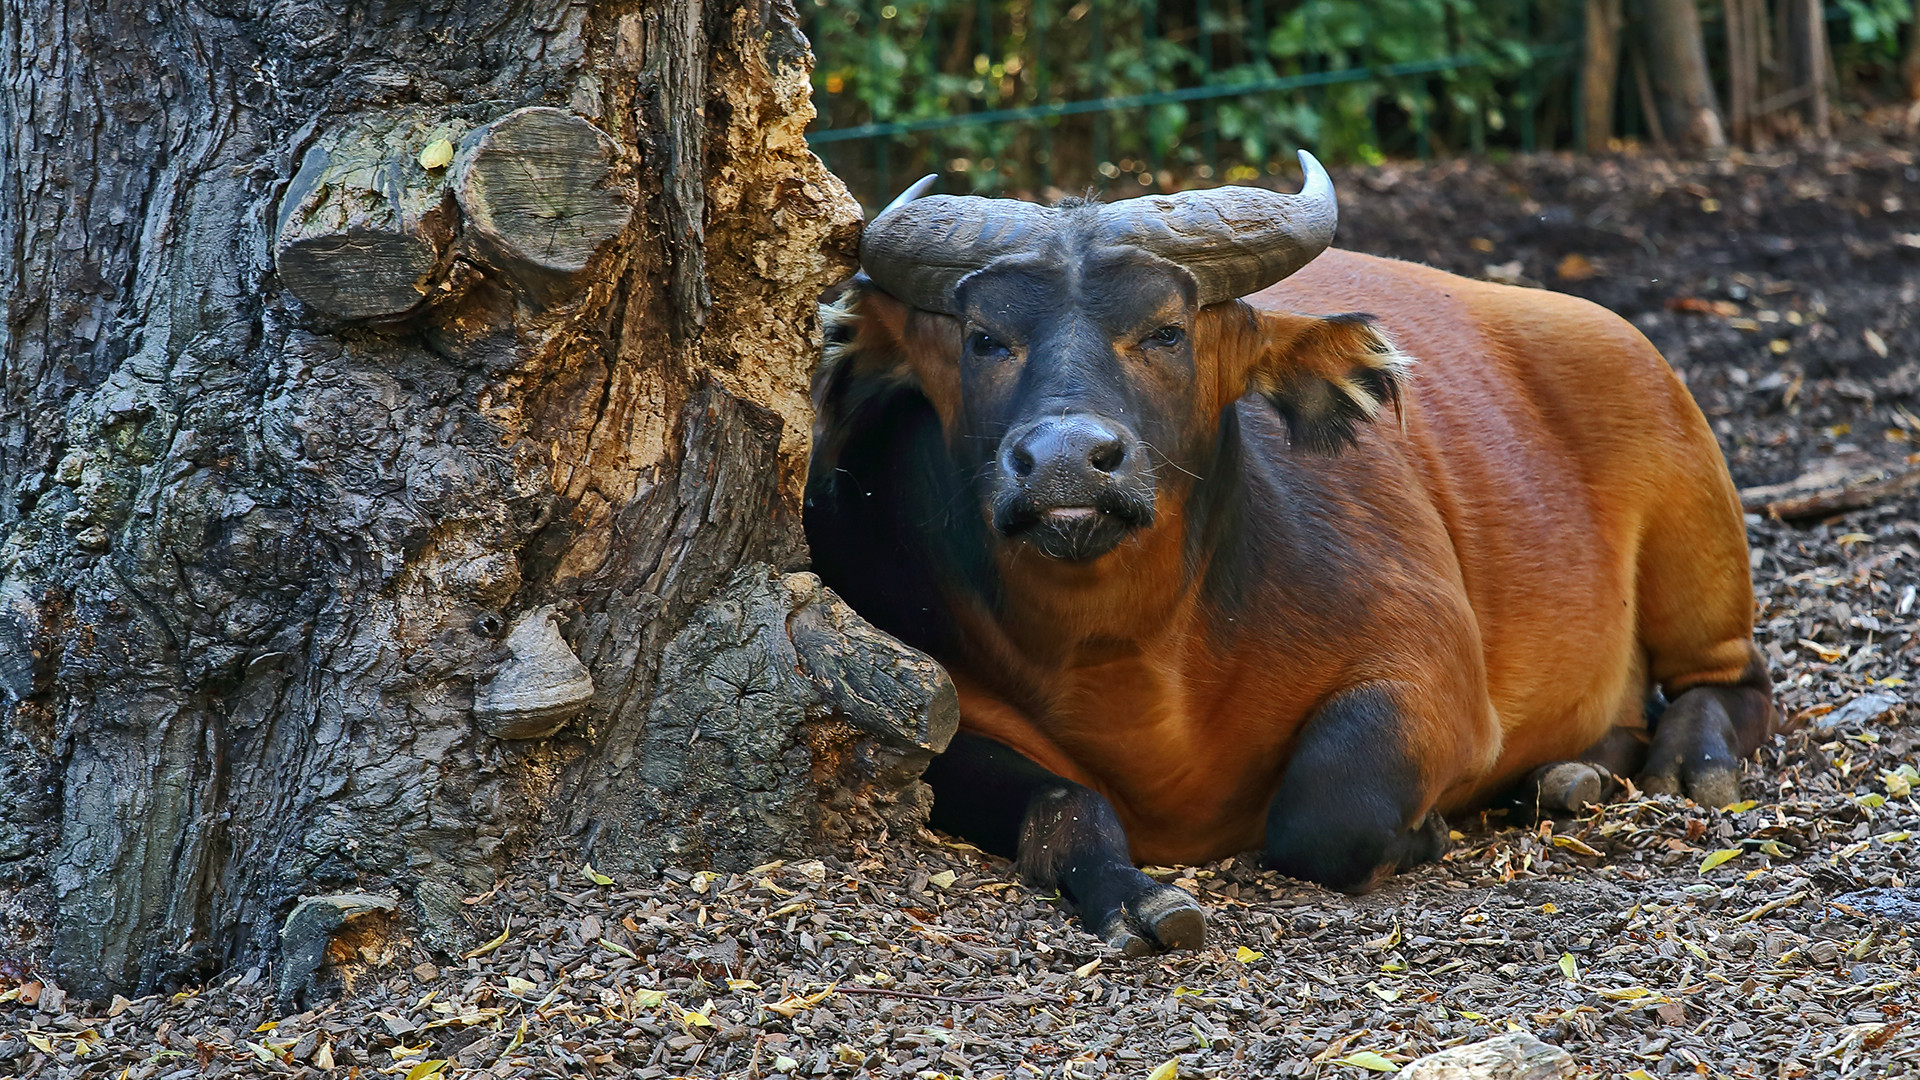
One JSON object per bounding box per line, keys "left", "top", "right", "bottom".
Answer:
{"left": 813, "top": 275, "right": 918, "bottom": 470}
{"left": 1241, "top": 310, "right": 1413, "bottom": 455}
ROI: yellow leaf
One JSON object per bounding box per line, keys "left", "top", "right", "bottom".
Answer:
{"left": 1559, "top": 953, "right": 1578, "bottom": 981}
{"left": 1836, "top": 532, "right": 1872, "bottom": 546}
{"left": 405, "top": 1061, "right": 449, "bottom": 1080}
{"left": 1147, "top": 1057, "right": 1181, "bottom": 1080}
{"left": 1074, "top": 958, "right": 1102, "bottom": 978}
{"left": 1459, "top": 1011, "right": 1486, "bottom": 1020}
{"left": 1723, "top": 800, "right": 1758, "bottom": 813}
{"left": 1682, "top": 940, "right": 1709, "bottom": 961}
{"left": 253, "top": 1021, "right": 279, "bottom": 1033}
{"left": 389, "top": 1043, "right": 430, "bottom": 1060}
{"left": 681, "top": 1006, "right": 714, "bottom": 1028}
{"left": 25, "top": 1033, "right": 53, "bottom": 1053}
{"left": 928, "top": 870, "right": 957, "bottom": 889}
{"left": 1885, "top": 771, "right": 1913, "bottom": 799}
{"left": 1625, "top": 1071, "right": 1658, "bottom": 1080}
{"left": 1549, "top": 835, "right": 1601, "bottom": 857}
{"left": 632, "top": 987, "right": 669, "bottom": 1008}
{"left": 726, "top": 978, "right": 762, "bottom": 991}
{"left": 503, "top": 976, "right": 539, "bottom": 997}
{"left": 1236, "top": 945, "right": 1264, "bottom": 963}
{"left": 1334, "top": 1050, "right": 1401, "bottom": 1072}
{"left": 581, "top": 863, "right": 615, "bottom": 886}
{"left": 501, "top": 1018, "right": 527, "bottom": 1056}
{"left": 773, "top": 1054, "right": 801, "bottom": 1072}
{"left": 1540, "top": 902, "right": 1557, "bottom": 914}
{"left": 463, "top": 925, "right": 511, "bottom": 959}
{"left": 835, "top": 1044, "right": 865, "bottom": 1064}
{"left": 1598, "top": 986, "right": 1652, "bottom": 1000}
{"left": 418, "top": 139, "right": 454, "bottom": 170}
{"left": 1699, "top": 848, "right": 1742, "bottom": 873}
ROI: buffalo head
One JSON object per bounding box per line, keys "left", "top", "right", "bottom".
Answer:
{"left": 820, "top": 152, "right": 1408, "bottom": 564}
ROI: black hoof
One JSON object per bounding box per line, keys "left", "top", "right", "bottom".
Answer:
{"left": 1130, "top": 883, "right": 1206, "bottom": 951}
{"left": 1640, "top": 687, "right": 1746, "bottom": 808}
{"left": 1095, "top": 878, "right": 1206, "bottom": 954}
{"left": 1529, "top": 761, "right": 1608, "bottom": 812}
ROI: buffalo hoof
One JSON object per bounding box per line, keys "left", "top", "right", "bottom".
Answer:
{"left": 1096, "top": 878, "right": 1206, "bottom": 955}
{"left": 1528, "top": 761, "right": 1609, "bottom": 812}
{"left": 1640, "top": 686, "right": 1745, "bottom": 809}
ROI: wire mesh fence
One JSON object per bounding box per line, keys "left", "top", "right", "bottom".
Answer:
{"left": 803, "top": 0, "right": 1587, "bottom": 208}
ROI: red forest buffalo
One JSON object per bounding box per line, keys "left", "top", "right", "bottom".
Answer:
{"left": 804, "top": 153, "right": 1775, "bottom": 954}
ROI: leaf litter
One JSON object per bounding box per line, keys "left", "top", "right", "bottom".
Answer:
{"left": 6, "top": 125, "right": 1920, "bottom": 1079}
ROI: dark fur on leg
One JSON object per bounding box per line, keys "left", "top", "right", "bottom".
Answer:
{"left": 1264, "top": 684, "right": 1449, "bottom": 892}
{"left": 925, "top": 733, "right": 1205, "bottom": 953}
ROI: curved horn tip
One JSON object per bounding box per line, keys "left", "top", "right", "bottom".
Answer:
{"left": 1294, "top": 149, "right": 1332, "bottom": 192}
{"left": 876, "top": 174, "right": 940, "bottom": 219}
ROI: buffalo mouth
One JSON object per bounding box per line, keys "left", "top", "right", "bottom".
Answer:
{"left": 994, "top": 496, "right": 1152, "bottom": 561}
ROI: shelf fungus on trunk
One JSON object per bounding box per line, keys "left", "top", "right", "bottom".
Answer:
{"left": 472, "top": 605, "right": 595, "bottom": 740}
{"left": 453, "top": 106, "right": 636, "bottom": 305}
{"left": 273, "top": 114, "right": 466, "bottom": 322}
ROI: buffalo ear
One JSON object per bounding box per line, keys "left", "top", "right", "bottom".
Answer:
{"left": 814, "top": 275, "right": 919, "bottom": 469}
{"left": 1245, "top": 311, "right": 1412, "bottom": 455}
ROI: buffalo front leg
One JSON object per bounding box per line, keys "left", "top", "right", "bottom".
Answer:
{"left": 923, "top": 733, "right": 1205, "bottom": 955}
{"left": 1639, "top": 663, "right": 1776, "bottom": 809}
{"left": 1264, "top": 684, "right": 1451, "bottom": 893}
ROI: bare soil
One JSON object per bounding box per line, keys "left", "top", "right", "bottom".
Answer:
{"left": 6, "top": 126, "right": 1920, "bottom": 1079}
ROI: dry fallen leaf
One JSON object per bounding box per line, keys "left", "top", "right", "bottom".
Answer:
{"left": 1700, "top": 848, "right": 1743, "bottom": 873}
{"left": 1334, "top": 1049, "right": 1400, "bottom": 1072}
{"left": 1147, "top": 1057, "right": 1181, "bottom": 1080}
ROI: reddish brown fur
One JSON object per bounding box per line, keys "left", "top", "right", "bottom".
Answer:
{"left": 847, "top": 248, "right": 1765, "bottom": 866}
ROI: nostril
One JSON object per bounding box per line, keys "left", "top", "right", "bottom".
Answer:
{"left": 1088, "top": 438, "right": 1125, "bottom": 473}
{"left": 1007, "top": 444, "right": 1037, "bottom": 477}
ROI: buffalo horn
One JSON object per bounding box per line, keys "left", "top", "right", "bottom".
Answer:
{"left": 860, "top": 177, "right": 1058, "bottom": 315}
{"left": 858, "top": 150, "right": 1338, "bottom": 313}
{"left": 1098, "top": 150, "right": 1337, "bottom": 306}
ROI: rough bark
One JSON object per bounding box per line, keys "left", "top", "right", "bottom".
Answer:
{"left": 1633, "top": 0, "right": 1727, "bottom": 149}
{"left": 0, "top": 0, "right": 942, "bottom": 1001}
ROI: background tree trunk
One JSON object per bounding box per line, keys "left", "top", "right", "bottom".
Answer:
{"left": 1633, "top": 0, "right": 1728, "bottom": 149}
{"left": 0, "top": 0, "right": 953, "bottom": 1000}
{"left": 1582, "top": 0, "right": 1624, "bottom": 154}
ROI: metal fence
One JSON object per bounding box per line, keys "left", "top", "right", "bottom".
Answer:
{"left": 803, "top": 0, "right": 1587, "bottom": 208}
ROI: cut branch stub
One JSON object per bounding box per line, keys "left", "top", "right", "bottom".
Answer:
{"left": 274, "top": 129, "right": 461, "bottom": 321}
{"left": 454, "top": 107, "right": 634, "bottom": 300}
{"left": 276, "top": 893, "right": 397, "bottom": 1013}
{"left": 472, "top": 605, "right": 595, "bottom": 739}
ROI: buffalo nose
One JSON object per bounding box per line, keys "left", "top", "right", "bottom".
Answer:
{"left": 1002, "top": 415, "right": 1130, "bottom": 481}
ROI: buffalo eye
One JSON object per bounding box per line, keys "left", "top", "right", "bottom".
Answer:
{"left": 969, "top": 331, "right": 1011, "bottom": 359}
{"left": 1144, "top": 325, "right": 1185, "bottom": 348}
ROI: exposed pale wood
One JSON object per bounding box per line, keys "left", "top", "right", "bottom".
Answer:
{"left": 1402, "top": 1033, "right": 1576, "bottom": 1080}
{"left": 1739, "top": 460, "right": 1920, "bottom": 520}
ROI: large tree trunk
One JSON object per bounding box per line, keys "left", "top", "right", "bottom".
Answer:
{"left": 0, "top": 1, "right": 952, "bottom": 1000}
{"left": 1633, "top": 0, "right": 1727, "bottom": 149}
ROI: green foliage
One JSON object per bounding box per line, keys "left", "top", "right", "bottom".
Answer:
{"left": 1835, "top": 0, "right": 1912, "bottom": 47}
{"left": 805, "top": 0, "right": 1576, "bottom": 201}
